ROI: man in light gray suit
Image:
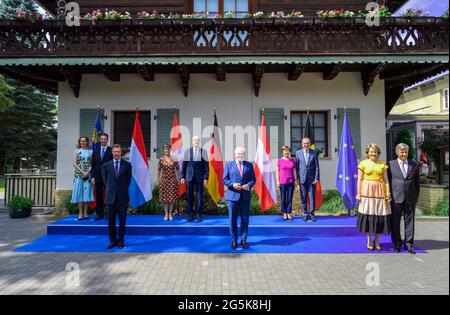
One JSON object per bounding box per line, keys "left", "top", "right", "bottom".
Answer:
{"left": 295, "top": 137, "right": 320, "bottom": 222}
{"left": 387, "top": 143, "right": 420, "bottom": 254}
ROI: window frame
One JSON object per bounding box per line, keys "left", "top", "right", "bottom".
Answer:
{"left": 113, "top": 110, "right": 152, "bottom": 158}
{"left": 443, "top": 88, "right": 449, "bottom": 111}
{"left": 290, "top": 110, "right": 330, "bottom": 158}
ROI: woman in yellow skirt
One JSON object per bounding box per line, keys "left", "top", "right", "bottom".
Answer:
{"left": 356, "top": 143, "right": 392, "bottom": 252}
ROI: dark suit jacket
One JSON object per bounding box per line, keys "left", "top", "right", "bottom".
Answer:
{"left": 181, "top": 148, "right": 209, "bottom": 183}
{"left": 91, "top": 146, "right": 113, "bottom": 183}
{"left": 295, "top": 149, "right": 320, "bottom": 184}
{"left": 387, "top": 159, "right": 420, "bottom": 204}
{"left": 223, "top": 161, "right": 256, "bottom": 202}
{"left": 102, "top": 159, "right": 132, "bottom": 205}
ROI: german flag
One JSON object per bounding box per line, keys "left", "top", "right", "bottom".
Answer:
{"left": 206, "top": 109, "right": 224, "bottom": 205}
{"left": 304, "top": 111, "right": 323, "bottom": 210}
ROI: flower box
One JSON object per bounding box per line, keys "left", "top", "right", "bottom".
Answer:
{"left": 133, "top": 19, "right": 172, "bottom": 26}
{"left": 213, "top": 18, "right": 250, "bottom": 26}
{"left": 172, "top": 19, "right": 213, "bottom": 26}
{"left": 95, "top": 19, "right": 132, "bottom": 26}
{"left": 274, "top": 18, "right": 313, "bottom": 26}
{"left": 252, "top": 18, "right": 274, "bottom": 26}
{"left": 314, "top": 18, "right": 355, "bottom": 25}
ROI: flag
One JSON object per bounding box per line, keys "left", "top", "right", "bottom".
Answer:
{"left": 89, "top": 109, "right": 103, "bottom": 208}
{"left": 92, "top": 109, "right": 103, "bottom": 151}
{"left": 206, "top": 109, "right": 224, "bottom": 205}
{"left": 128, "top": 111, "right": 152, "bottom": 208}
{"left": 336, "top": 111, "right": 358, "bottom": 211}
{"left": 254, "top": 111, "right": 277, "bottom": 211}
{"left": 303, "top": 111, "right": 323, "bottom": 210}
{"left": 170, "top": 111, "right": 186, "bottom": 197}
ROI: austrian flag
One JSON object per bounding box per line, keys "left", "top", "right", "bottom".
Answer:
{"left": 254, "top": 112, "right": 278, "bottom": 211}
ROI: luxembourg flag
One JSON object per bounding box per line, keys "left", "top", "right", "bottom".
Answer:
{"left": 254, "top": 111, "right": 277, "bottom": 211}
{"left": 128, "top": 111, "right": 152, "bottom": 208}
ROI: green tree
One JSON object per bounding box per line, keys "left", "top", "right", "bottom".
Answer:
{"left": 0, "top": 0, "right": 39, "bottom": 18}
{"left": 0, "top": 78, "right": 57, "bottom": 174}
{"left": 393, "top": 128, "right": 416, "bottom": 160}
{"left": 0, "top": 74, "right": 14, "bottom": 112}
{"left": 418, "top": 128, "right": 450, "bottom": 176}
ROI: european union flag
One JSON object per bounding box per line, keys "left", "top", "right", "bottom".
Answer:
{"left": 335, "top": 111, "right": 358, "bottom": 211}
{"left": 92, "top": 110, "right": 103, "bottom": 151}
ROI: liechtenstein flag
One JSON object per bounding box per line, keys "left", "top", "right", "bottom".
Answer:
{"left": 128, "top": 111, "right": 152, "bottom": 208}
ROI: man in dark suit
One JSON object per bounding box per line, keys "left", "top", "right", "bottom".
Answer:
{"left": 222, "top": 147, "right": 256, "bottom": 250}
{"left": 181, "top": 136, "right": 209, "bottom": 222}
{"left": 295, "top": 137, "right": 320, "bottom": 222}
{"left": 91, "top": 133, "right": 113, "bottom": 220}
{"left": 102, "top": 144, "right": 132, "bottom": 250}
{"left": 388, "top": 143, "right": 420, "bottom": 254}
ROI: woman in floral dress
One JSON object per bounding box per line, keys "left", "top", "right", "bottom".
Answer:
{"left": 71, "top": 136, "right": 94, "bottom": 220}
{"left": 158, "top": 144, "right": 180, "bottom": 221}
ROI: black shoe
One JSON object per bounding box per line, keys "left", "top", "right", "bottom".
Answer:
{"left": 310, "top": 214, "right": 317, "bottom": 222}
{"left": 394, "top": 245, "right": 401, "bottom": 253}
{"left": 93, "top": 215, "right": 104, "bottom": 221}
{"left": 302, "top": 215, "right": 309, "bottom": 222}
{"left": 196, "top": 214, "right": 203, "bottom": 222}
{"left": 84, "top": 216, "right": 89, "bottom": 220}
{"left": 186, "top": 216, "right": 194, "bottom": 222}
{"left": 77, "top": 217, "right": 83, "bottom": 221}
{"left": 405, "top": 244, "right": 416, "bottom": 255}
{"left": 106, "top": 242, "right": 117, "bottom": 250}
{"left": 241, "top": 240, "right": 249, "bottom": 250}
{"left": 118, "top": 242, "right": 125, "bottom": 249}
{"left": 231, "top": 240, "right": 238, "bottom": 250}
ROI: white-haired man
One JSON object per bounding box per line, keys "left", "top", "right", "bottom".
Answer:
{"left": 222, "top": 147, "right": 256, "bottom": 250}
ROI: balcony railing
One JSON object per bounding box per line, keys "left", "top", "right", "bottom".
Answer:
{"left": 0, "top": 17, "right": 448, "bottom": 57}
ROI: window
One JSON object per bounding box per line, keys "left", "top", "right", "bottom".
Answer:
{"left": 443, "top": 88, "right": 449, "bottom": 110}
{"left": 224, "top": 0, "right": 249, "bottom": 17}
{"left": 291, "top": 111, "right": 329, "bottom": 157}
{"left": 193, "top": 0, "right": 249, "bottom": 17}
{"left": 114, "top": 111, "right": 151, "bottom": 157}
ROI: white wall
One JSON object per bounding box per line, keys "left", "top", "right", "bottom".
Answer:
{"left": 57, "top": 72, "right": 386, "bottom": 191}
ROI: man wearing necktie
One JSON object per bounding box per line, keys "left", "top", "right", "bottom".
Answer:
{"left": 295, "top": 137, "right": 320, "bottom": 222}
{"left": 181, "top": 136, "right": 209, "bottom": 222}
{"left": 223, "top": 147, "right": 256, "bottom": 250}
{"left": 90, "top": 133, "right": 113, "bottom": 220}
{"left": 387, "top": 143, "right": 420, "bottom": 254}
{"left": 102, "top": 144, "right": 132, "bottom": 250}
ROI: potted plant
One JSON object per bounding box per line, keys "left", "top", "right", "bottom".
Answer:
{"left": 315, "top": 9, "right": 355, "bottom": 25}
{"left": 7, "top": 195, "right": 34, "bottom": 219}
{"left": 135, "top": 10, "right": 172, "bottom": 26}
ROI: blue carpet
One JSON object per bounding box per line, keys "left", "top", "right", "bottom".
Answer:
{"left": 14, "top": 215, "right": 426, "bottom": 254}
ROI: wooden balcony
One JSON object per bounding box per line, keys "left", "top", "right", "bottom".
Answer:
{"left": 0, "top": 17, "right": 448, "bottom": 57}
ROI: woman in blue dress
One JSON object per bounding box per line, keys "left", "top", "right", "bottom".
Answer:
{"left": 71, "top": 136, "right": 94, "bottom": 220}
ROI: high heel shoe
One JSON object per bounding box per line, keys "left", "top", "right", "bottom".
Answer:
{"left": 367, "top": 240, "right": 374, "bottom": 251}
{"left": 374, "top": 241, "right": 382, "bottom": 252}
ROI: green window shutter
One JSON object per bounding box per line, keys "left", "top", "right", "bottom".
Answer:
{"left": 80, "top": 108, "right": 105, "bottom": 139}
{"left": 261, "top": 108, "right": 285, "bottom": 159}
{"left": 337, "top": 108, "right": 361, "bottom": 158}
{"left": 156, "top": 108, "right": 179, "bottom": 158}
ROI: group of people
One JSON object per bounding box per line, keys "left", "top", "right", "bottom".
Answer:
{"left": 70, "top": 133, "right": 419, "bottom": 253}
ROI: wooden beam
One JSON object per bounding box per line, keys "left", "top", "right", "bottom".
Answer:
{"left": 323, "top": 64, "right": 342, "bottom": 80}
{"left": 385, "top": 82, "right": 405, "bottom": 115}
{"left": 253, "top": 64, "right": 265, "bottom": 97}
{"left": 216, "top": 64, "right": 226, "bottom": 81}
{"left": 361, "top": 63, "right": 386, "bottom": 96}
{"left": 380, "top": 64, "right": 445, "bottom": 81}
{"left": 137, "top": 65, "right": 155, "bottom": 81}
{"left": 103, "top": 68, "right": 120, "bottom": 81}
{"left": 58, "top": 67, "right": 81, "bottom": 98}
{"left": 288, "top": 64, "right": 304, "bottom": 81}
{"left": 178, "top": 65, "right": 190, "bottom": 97}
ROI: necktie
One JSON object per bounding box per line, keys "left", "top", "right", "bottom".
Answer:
{"left": 238, "top": 162, "right": 243, "bottom": 177}
{"left": 115, "top": 160, "right": 119, "bottom": 177}
{"left": 101, "top": 148, "right": 105, "bottom": 160}
{"left": 402, "top": 162, "right": 408, "bottom": 178}
{"left": 304, "top": 150, "right": 309, "bottom": 163}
